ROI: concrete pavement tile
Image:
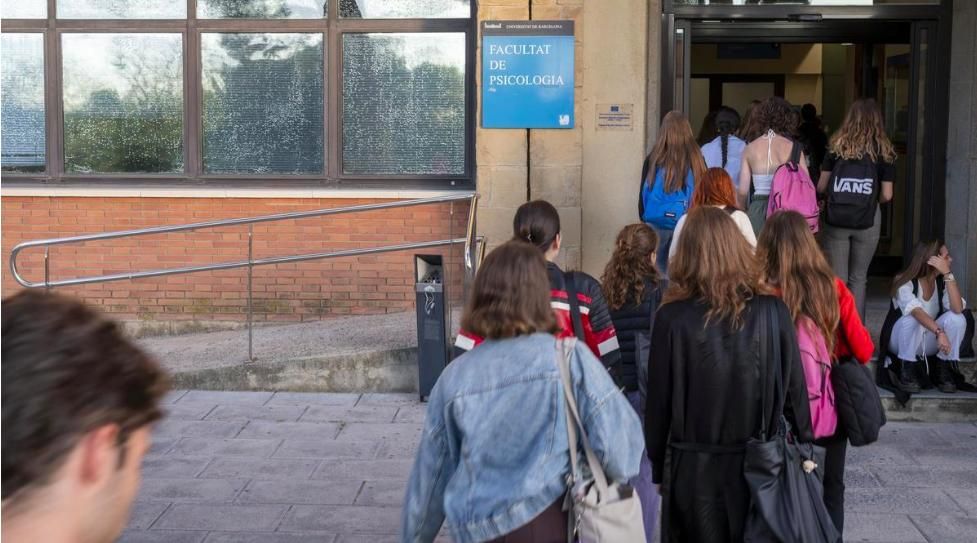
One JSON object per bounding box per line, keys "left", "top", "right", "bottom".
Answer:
{"left": 930, "top": 423, "right": 977, "bottom": 443}
{"left": 199, "top": 457, "right": 320, "bottom": 480}
{"left": 127, "top": 502, "right": 170, "bottom": 529}
{"left": 845, "top": 444, "right": 918, "bottom": 467}
{"left": 355, "top": 480, "right": 407, "bottom": 507}
{"left": 845, "top": 466, "right": 883, "bottom": 488}
{"left": 375, "top": 440, "right": 420, "bottom": 460}
{"left": 300, "top": 405, "right": 398, "bottom": 424}
{"left": 164, "top": 403, "right": 218, "bottom": 421}
{"left": 238, "top": 421, "right": 340, "bottom": 440}
{"left": 313, "top": 459, "right": 414, "bottom": 481}
{"left": 162, "top": 390, "right": 189, "bottom": 404}
{"left": 847, "top": 488, "right": 966, "bottom": 514}
{"left": 334, "top": 536, "right": 399, "bottom": 543}
{"left": 119, "top": 531, "right": 207, "bottom": 543}
{"left": 205, "top": 533, "right": 338, "bottom": 543}
{"left": 874, "top": 424, "right": 954, "bottom": 448}
{"left": 944, "top": 488, "right": 977, "bottom": 515}
{"left": 154, "top": 419, "right": 246, "bottom": 439}
{"left": 142, "top": 456, "right": 212, "bottom": 478}
{"left": 335, "top": 423, "right": 424, "bottom": 443}
{"left": 178, "top": 391, "right": 274, "bottom": 405}
{"left": 205, "top": 404, "right": 307, "bottom": 423}
{"left": 904, "top": 447, "right": 976, "bottom": 469}
{"left": 357, "top": 393, "right": 420, "bottom": 407}
{"left": 843, "top": 513, "right": 926, "bottom": 542}
{"left": 138, "top": 478, "right": 248, "bottom": 503}
{"left": 873, "top": 466, "right": 977, "bottom": 489}
{"left": 147, "top": 437, "right": 179, "bottom": 456}
{"left": 280, "top": 505, "right": 400, "bottom": 534}
{"left": 910, "top": 515, "right": 977, "bottom": 543}
{"left": 273, "top": 440, "right": 379, "bottom": 459}
{"left": 267, "top": 392, "right": 360, "bottom": 406}
{"left": 237, "top": 479, "right": 360, "bottom": 505}
{"left": 172, "top": 437, "right": 282, "bottom": 457}
{"left": 393, "top": 405, "right": 428, "bottom": 424}
{"left": 154, "top": 504, "right": 288, "bottom": 532}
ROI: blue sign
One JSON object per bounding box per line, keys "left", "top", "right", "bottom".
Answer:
{"left": 482, "top": 21, "right": 575, "bottom": 129}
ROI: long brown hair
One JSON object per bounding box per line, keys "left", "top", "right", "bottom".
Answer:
{"left": 891, "top": 239, "right": 944, "bottom": 295}
{"left": 601, "top": 224, "right": 661, "bottom": 311}
{"left": 664, "top": 206, "right": 765, "bottom": 328}
{"left": 691, "top": 167, "right": 738, "bottom": 209}
{"left": 738, "top": 99, "right": 763, "bottom": 142}
{"left": 756, "top": 211, "right": 839, "bottom": 353}
{"left": 648, "top": 110, "right": 708, "bottom": 193}
{"left": 462, "top": 241, "right": 559, "bottom": 340}
{"left": 829, "top": 98, "right": 897, "bottom": 163}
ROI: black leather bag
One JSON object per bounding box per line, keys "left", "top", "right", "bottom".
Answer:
{"left": 831, "top": 357, "right": 886, "bottom": 447}
{"left": 743, "top": 300, "right": 841, "bottom": 543}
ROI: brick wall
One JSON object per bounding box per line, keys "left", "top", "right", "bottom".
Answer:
{"left": 2, "top": 196, "right": 469, "bottom": 327}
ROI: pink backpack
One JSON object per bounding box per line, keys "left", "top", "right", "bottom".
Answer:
{"left": 767, "top": 141, "right": 820, "bottom": 233}
{"left": 796, "top": 316, "right": 837, "bottom": 439}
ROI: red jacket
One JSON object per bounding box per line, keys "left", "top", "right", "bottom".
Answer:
{"left": 833, "top": 278, "right": 874, "bottom": 364}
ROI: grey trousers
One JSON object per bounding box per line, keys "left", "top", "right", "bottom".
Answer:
{"left": 820, "top": 208, "right": 881, "bottom": 321}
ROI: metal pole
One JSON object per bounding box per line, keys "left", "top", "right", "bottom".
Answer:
{"left": 247, "top": 225, "right": 254, "bottom": 363}
{"left": 44, "top": 247, "right": 50, "bottom": 291}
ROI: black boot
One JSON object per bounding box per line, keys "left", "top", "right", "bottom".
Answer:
{"left": 937, "top": 360, "right": 958, "bottom": 393}
{"left": 898, "top": 359, "right": 921, "bottom": 393}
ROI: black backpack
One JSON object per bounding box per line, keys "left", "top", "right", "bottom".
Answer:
{"left": 825, "top": 158, "right": 878, "bottom": 229}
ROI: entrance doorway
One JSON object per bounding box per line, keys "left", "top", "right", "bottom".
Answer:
{"left": 660, "top": 2, "right": 951, "bottom": 276}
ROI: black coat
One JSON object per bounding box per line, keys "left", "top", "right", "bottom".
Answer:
{"left": 608, "top": 278, "right": 665, "bottom": 393}
{"left": 645, "top": 295, "right": 813, "bottom": 543}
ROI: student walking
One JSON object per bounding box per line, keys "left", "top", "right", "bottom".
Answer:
{"left": 879, "top": 240, "right": 968, "bottom": 395}
{"left": 818, "top": 98, "right": 897, "bottom": 320}
{"left": 454, "top": 200, "right": 622, "bottom": 378}
{"left": 701, "top": 106, "right": 747, "bottom": 187}
{"left": 645, "top": 206, "right": 814, "bottom": 543}
{"left": 402, "top": 241, "right": 643, "bottom": 543}
{"left": 737, "top": 96, "right": 809, "bottom": 236}
{"left": 756, "top": 211, "right": 875, "bottom": 536}
{"left": 601, "top": 223, "right": 666, "bottom": 542}
{"left": 639, "top": 111, "right": 708, "bottom": 276}
{"left": 668, "top": 167, "right": 756, "bottom": 263}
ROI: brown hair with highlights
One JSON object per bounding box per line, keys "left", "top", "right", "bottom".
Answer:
{"left": 756, "top": 211, "right": 840, "bottom": 353}
{"left": 461, "top": 240, "right": 559, "bottom": 340}
{"left": 892, "top": 239, "right": 945, "bottom": 296}
{"left": 601, "top": 224, "right": 661, "bottom": 311}
{"left": 664, "top": 206, "right": 765, "bottom": 328}
{"left": 829, "top": 98, "right": 897, "bottom": 163}
{"left": 647, "top": 110, "right": 708, "bottom": 193}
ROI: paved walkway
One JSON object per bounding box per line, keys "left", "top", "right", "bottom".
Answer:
{"left": 123, "top": 391, "right": 977, "bottom": 543}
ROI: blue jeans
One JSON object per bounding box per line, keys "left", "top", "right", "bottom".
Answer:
{"left": 655, "top": 228, "right": 673, "bottom": 278}
{"left": 627, "top": 391, "right": 659, "bottom": 543}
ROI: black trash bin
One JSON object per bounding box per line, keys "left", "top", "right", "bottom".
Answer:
{"left": 415, "top": 255, "right": 450, "bottom": 401}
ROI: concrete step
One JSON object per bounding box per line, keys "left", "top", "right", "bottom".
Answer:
{"left": 881, "top": 387, "right": 977, "bottom": 423}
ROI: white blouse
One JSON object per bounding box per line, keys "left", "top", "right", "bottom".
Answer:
{"left": 893, "top": 280, "right": 966, "bottom": 318}
{"left": 668, "top": 205, "right": 757, "bottom": 261}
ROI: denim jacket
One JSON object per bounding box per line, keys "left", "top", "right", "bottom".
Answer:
{"left": 401, "top": 333, "right": 643, "bottom": 543}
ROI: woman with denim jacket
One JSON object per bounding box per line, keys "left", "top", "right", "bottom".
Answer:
{"left": 402, "top": 241, "right": 643, "bottom": 543}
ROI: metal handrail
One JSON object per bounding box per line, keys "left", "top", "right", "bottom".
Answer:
{"left": 9, "top": 192, "right": 480, "bottom": 361}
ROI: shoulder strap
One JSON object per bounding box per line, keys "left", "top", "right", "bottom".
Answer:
{"left": 937, "top": 276, "right": 946, "bottom": 311}
{"left": 789, "top": 140, "right": 802, "bottom": 166}
{"left": 639, "top": 156, "right": 650, "bottom": 220}
{"left": 564, "top": 271, "right": 586, "bottom": 341}
{"left": 723, "top": 205, "right": 735, "bottom": 215}
{"left": 557, "top": 339, "right": 611, "bottom": 498}
{"left": 756, "top": 298, "right": 781, "bottom": 441}
{"left": 912, "top": 278, "right": 919, "bottom": 297}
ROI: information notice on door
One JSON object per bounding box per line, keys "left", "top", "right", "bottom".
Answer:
{"left": 596, "top": 103, "right": 633, "bottom": 131}
{"left": 481, "top": 20, "right": 575, "bottom": 129}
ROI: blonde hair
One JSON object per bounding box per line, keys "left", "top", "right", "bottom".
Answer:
{"left": 829, "top": 99, "right": 897, "bottom": 163}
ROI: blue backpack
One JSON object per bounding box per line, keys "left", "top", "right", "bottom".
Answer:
{"left": 639, "top": 166, "right": 694, "bottom": 230}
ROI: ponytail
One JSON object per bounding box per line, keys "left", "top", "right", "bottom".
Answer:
{"left": 512, "top": 200, "right": 561, "bottom": 254}
{"left": 720, "top": 134, "right": 729, "bottom": 168}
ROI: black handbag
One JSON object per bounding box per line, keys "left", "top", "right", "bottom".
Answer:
{"left": 743, "top": 299, "right": 841, "bottom": 543}
{"left": 831, "top": 357, "right": 886, "bottom": 447}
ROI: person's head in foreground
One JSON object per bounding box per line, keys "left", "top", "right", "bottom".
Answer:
{"left": 2, "top": 290, "right": 170, "bottom": 543}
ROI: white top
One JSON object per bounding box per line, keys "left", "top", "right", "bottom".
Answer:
{"left": 701, "top": 135, "right": 746, "bottom": 190}
{"left": 893, "top": 280, "right": 966, "bottom": 318}
{"left": 751, "top": 130, "right": 779, "bottom": 196}
{"left": 668, "top": 205, "right": 757, "bottom": 261}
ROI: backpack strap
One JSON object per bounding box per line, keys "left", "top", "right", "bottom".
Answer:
{"left": 639, "top": 155, "right": 651, "bottom": 220}
{"left": 723, "top": 205, "right": 735, "bottom": 215}
{"left": 937, "top": 276, "right": 946, "bottom": 314}
{"left": 789, "top": 140, "right": 802, "bottom": 168}
{"left": 564, "top": 270, "right": 586, "bottom": 341}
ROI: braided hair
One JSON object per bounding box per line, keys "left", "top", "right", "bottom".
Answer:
{"left": 714, "top": 107, "right": 741, "bottom": 169}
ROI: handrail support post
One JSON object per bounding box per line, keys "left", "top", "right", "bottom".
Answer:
{"left": 44, "top": 247, "right": 50, "bottom": 291}
{"left": 247, "top": 225, "right": 254, "bottom": 363}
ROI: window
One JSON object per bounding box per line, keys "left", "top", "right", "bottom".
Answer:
{"left": 1, "top": 1, "right": 473, "bottom": 186}
{"left": 1, "top": 34, "right": 46, "bottom": 172}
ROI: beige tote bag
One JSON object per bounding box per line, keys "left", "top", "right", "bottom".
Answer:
{"left": 557, "top": 338, "right": 646, "bottom": 543}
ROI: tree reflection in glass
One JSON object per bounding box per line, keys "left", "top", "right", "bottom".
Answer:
{"left": 1, "top": 34, "right": 46, "bottom": 173}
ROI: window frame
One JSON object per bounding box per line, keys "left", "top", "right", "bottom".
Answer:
{"left": 1, "top": 0, "right": 476, "bottom": 189}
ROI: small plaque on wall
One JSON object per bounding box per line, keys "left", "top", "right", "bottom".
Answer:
{"left": 596, "top": 103, "right": 633, "bottom": 131}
